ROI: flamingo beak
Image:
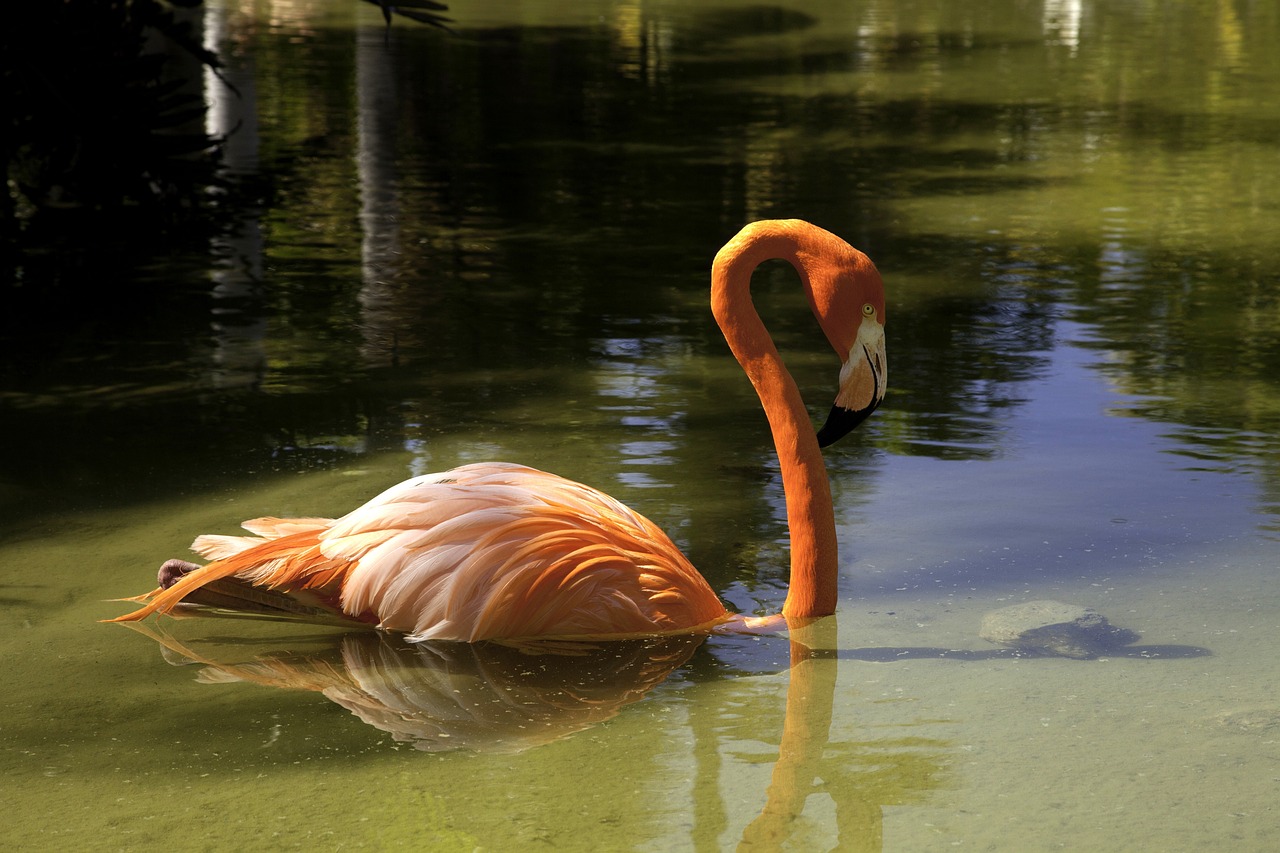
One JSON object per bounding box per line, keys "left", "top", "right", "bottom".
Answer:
{"left": 816, "top": 317, "right": 886, "bottom": 448}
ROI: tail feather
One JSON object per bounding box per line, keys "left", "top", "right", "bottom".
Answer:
{"left": 105, "top": 528, "right": 355, "bottom": 624}
{"left": 240, "top": 516, "right": 334, "bottom": 538}
{"left": 191, "top": 535, "right": 259, "bottom": 560}
{"left": 193, "top": 516, "right": 333, "bottom": 559}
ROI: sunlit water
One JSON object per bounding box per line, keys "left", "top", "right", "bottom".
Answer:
{"left": 4, "top": 0, "right": 1280, "bottom": 850}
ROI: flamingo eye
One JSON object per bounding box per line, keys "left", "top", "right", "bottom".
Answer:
{"left": 862, "top": 303, "right": 876, "bottom": 318}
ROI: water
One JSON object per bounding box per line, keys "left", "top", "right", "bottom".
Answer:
{"left": 4, "top": 0, "right": 1280, "bottom": 849}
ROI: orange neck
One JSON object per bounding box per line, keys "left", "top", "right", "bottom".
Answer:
{"left": 710, "top": 221, "right": 839, "bottom": 620}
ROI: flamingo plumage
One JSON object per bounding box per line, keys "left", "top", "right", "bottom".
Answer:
{"left": 107, "top": 219, "right": 887, "bottom": 641}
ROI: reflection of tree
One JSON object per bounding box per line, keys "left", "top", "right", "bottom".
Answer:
{"left": 1071, "top": 242, "right": 1280, "bottom": 527}
{"left": 361, "top": 0, "right": 453, "bottom": 34}
{"left": 8, "top": 1, "right": 1280, "bottom": 526}
{"left": 2, "top": 1, "right": 223, "bottom": 223}
{"left": 884, "top": 264, "right": 1057, "bottom": 460}
{"left": 0, "top": 3, "right": 1037, "bottom": 503}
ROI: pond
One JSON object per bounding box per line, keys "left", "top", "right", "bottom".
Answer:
{"left": 4, "top": 0, "right": 1280, "bottom": 849}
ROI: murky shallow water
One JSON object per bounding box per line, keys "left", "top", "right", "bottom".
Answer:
{"left": 4, "top": 0, "right": 1280, "bottom": 849}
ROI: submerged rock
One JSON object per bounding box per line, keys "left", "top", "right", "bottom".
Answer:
{"left": 979, "top": 600, "right": 1138, "bottom": 659}
{"left": 1213, "top": 708, "right": 1280, "bottom": 733}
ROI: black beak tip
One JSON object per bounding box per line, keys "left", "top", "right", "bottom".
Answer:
{"left": 816, "top": 402, "right": 879, "bottom": 448}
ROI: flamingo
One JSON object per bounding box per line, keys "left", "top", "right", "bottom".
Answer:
{"left": 107, "top": 219, "right": 887, "bottom": 641}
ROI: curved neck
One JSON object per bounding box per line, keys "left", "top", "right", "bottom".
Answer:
{"left": 711, "top": 221, "right": 839, "bottom": 620}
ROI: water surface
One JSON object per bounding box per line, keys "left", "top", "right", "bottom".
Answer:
{"left": 4, "top": 0, "right": 1280, "bottom": 850}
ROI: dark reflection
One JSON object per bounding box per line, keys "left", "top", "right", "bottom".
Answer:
{"left": 0, "top": 21, "right": 875, "bottom": 524}
{"left": 5, "top": 1, "right": 1280, "bottom": 536}
{"left": 1070, "top": 240, "right": 1280, "bottom": 528}
{"left": 124, "top": 619, "right": 702, "bottom": 754}
{"left": 886, "top": 268, "right": 1059, "bottom": 458}
{"left": 363, "top": 0, "right": 453, "bottom": 34}
{"left": 680, "top": 6, "right": 819, "bottom": 45}
{"left": 1, "top": 0, "right": 1058, "bottom": 516}
{"left": 3, "top": 2, "right": 223, "bottom": 225}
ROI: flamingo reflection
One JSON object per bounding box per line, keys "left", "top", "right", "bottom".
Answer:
{"left": 732, "top": 619, "right": 948, "bottom": 851}
{"left": 126, "top": 620, "right": 701, "bottom": 753}
{"left": 127, "top": 617, "right": 947, "bottom": 848}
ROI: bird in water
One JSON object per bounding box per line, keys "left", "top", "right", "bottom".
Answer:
{"left": 107, "top": 219, "right": 887, "bottom": 642}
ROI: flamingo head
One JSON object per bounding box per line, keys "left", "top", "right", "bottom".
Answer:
{"left": 803, "top": 242, "right": 887, "bottom": 448}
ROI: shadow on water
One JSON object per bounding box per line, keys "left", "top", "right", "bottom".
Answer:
{"left": 832, "top": 644, "right": 1211, "bottom": 662}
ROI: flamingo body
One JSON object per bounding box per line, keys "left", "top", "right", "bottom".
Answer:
{"left": 109, "top": 220, "right": 887, "bottom": 641}
{"left": 119, "top": 463, "right": 728, "bottom": 642}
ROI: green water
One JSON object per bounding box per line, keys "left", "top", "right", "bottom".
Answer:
{"left": 4, "top": 0, "right": 1280, "bottom": 849}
